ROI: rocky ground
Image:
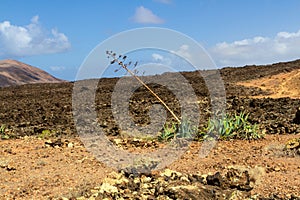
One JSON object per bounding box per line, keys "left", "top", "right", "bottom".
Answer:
{"left": 0, "top": 135, "right": 299, "bottom": 199}
{"left": 1, "top": 60, "right": 300, "bottom": 199}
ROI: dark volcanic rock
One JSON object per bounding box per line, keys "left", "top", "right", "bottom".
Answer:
{"left": 293, "top": 107, "right": 300, "bottom": 124}
{"left": 0, "top": 59, "right": 300, "bottom": 138}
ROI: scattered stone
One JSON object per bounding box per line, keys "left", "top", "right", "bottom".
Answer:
{"left": 284, "top": 137, "right": 300, "bottom": 156}
{"left": 285, "top": 138, "right": 300, "bottom": 150}
{"left": 274, "top": 167, "right": 281, "bottom": 172}
{"left": 121, "top": 158, "right": 159, "bottom": 176}
{"left": 80, "top": 168, "right": 256, "bottom": 199}
{"left": 44, "top": 138, "right": 74, "bottom": 148}
{"left": 206, "top": 172, "right": 223, "bottom": 187}
{"left": 67, "top": 142, "right": 74, "bottom": 148}
{"left": 99, "top": 183, "right": 118, "bottom": 194}
{"left": 111, "top": 137, "right": 159, "bottom": 149}
{"left": 45, "top": 139, "right": 63, "bottom": 148}
{"left": 160, "top": 168, "right": 182, "bottom": 180}
{"left": 223, "top": 168, "right": 252, "bottom": 191}
{"left": 0, "top": 159, "right": 16, "bottom": 171}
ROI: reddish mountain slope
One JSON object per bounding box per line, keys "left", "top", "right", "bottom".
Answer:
{"left": 0, "top": 59, "right": 64, "bottom": 87}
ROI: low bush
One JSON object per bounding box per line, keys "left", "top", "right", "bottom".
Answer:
{"left": 158, "top": 118, "right": 197, "bottom": 142}
{"left": 200, "top": 112, "right": 265, "bottom": 140}
{"left": 0, "top": 124, "right": 9, "bottom": 140}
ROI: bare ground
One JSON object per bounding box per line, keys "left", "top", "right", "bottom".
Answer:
{"left": 0, "top": 134, "right": 299, "bottom": 199}
{"left": 1, "top": 60, "right": 300, "bottom": 199}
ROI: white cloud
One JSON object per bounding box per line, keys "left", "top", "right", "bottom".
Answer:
{"left": 31, "top": 15, "right": 39, "bottom": 24}
{"left": 153, "top": 0, "right": 172, "bottom": 4}
{"left": 151, "top": 53, "right": 171, "bottom": 65}
{"left": 50, "top": 66, "right": 66, "bottom": 71}
{"left": 171, "top": 44, "right": 192, "bottom": 60}
{"left": 152, "top": 53, "right": 163, "bottom": 61}
{"left": 132, "top": 6, "right": 164, "bottom": 24}
{"left": 0, "top": 15, "right": 71, "bottom": 58}
{"left": 210, "top": 29, "right": 300, "bottom": 67}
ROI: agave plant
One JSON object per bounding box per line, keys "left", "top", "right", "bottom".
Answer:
{"left": 176, "top": 118, "right": 196, "bottom": 140}
{"left": 158, "top": 122, "right": 176, "bottom": 142}
{"left": 200, "top": 111, "right": 264, "bottom": 140}
{"left": 158, "top": 118, "right": 197, "bottom": 142}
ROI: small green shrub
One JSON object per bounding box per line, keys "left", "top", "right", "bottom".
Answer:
{"left": 0, "top": 125, "right": 9, "bottom": 140}
{"left": 176, "top": 119, "right": 196, "bottom": 139}
{"left": 38, "top": 129, "right": 55, "bottom": 139}
{"left": 158, "top": 122, "right": 176, "bottom": 142}
{"left": 0, "top": 124, "right": 5, "bottom": 133}
{"left": 158, "top": 118, "right": 197, "bottom": 142}
{"left": 200, "top": 112, "right": 264, "bottom": 140}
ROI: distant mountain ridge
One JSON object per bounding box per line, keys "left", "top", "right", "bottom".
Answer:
{"left": 0, "top": 59, "right": 64, "bottom": 87}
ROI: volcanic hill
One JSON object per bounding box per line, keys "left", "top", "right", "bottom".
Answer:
{"left": 0, "top": 59, "right": 64, "bottom": 87}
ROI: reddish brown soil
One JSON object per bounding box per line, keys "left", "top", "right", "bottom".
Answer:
{"left": 169, "top": 134, "right": 300, "bottom": 198}
{"left": 236, "top": 69, "right": 300, "bottom": 99}
{"left": 0, "top": 137, "right": 112, "bottom": 199}
{"left": 1, "top": 135, "right": 299, "bottom": 199}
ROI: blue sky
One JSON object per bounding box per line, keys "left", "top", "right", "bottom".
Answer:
{"left": 1, "top": 0, "right": 300, "bottom": 80}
